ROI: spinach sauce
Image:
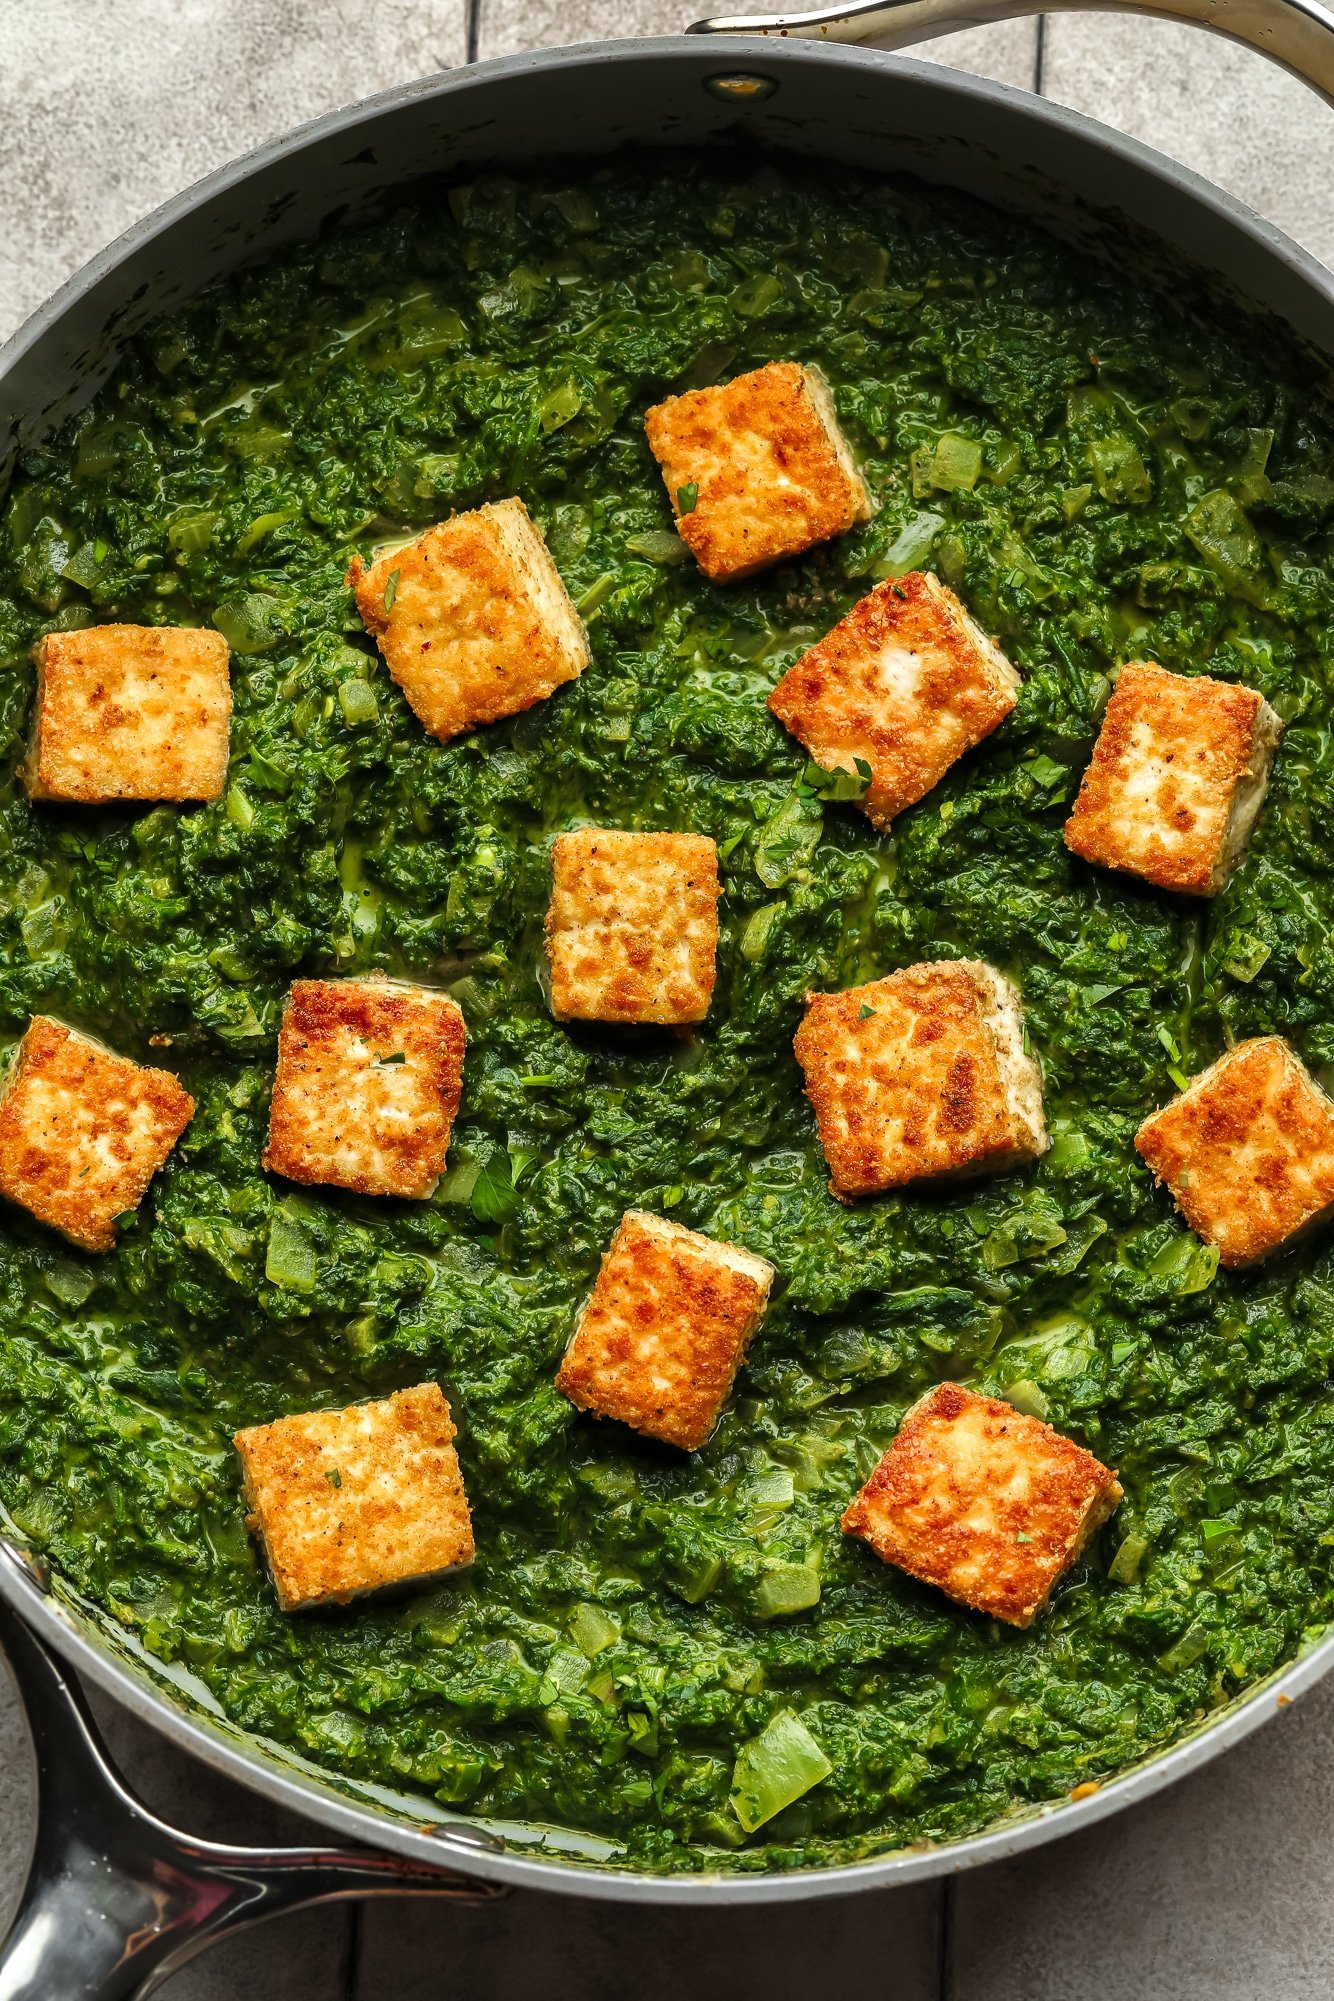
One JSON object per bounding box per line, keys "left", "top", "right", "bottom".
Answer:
{"left": 2, "top": 157, "right": 1334, "bottom": 1872}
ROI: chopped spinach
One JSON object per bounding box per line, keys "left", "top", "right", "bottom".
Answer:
{"left": 1, "top": 155, "right": 1334, "bottom": 1871}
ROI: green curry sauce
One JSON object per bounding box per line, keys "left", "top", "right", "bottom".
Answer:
{"left": 3, "top": 156, "right": 1334, "bottom": 1872}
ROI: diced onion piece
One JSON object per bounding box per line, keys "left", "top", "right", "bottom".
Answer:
{"left": 754, "top": 1563, "right": 821, "bottom": 1618}
{"left": 625, "top": 529, "right": 688, "bottom": 565}
{"left": 265, "top": 1212, "right": 317, "bottom": 1293}
{"left": 730, "top": 1710, "right": 832, "bottom": 1832}
{"left": 876, "top": 509, "right": 943, "bottom": 577}
{"left": 569, "top": 1604, "right": 620, "bottom": 1656}
{"left": 929, "top": 432, "right": 983, "bottom": 492}
{"left": 337, "top": 678, "right": 379, "bottom": 726}
{"left": 1108, "top": 1530, "right": 1150, "bottom": 1586}
{"left": 213, "top": 593, "right": 282, "bottom": 656}
{"left": 740, "top": 903, "right": 782, "bottom": 963}
{"left": 1002, "top": 1378, "right": 1049, "bottom": 1420}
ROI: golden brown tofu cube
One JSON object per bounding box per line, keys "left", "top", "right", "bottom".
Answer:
{"left": 1135, "top": 1035, "right": 1334, "bottom": 1267}
{"left": 264, "top": 979, "right": 466, "bottom": 1199}
{"left": 1064, "top": 661, "right": 1282, "bottom": 895}
{"left": 842, "top": 1382, "right": 1122, "bottom": 1627}
{"left": 545, "top": 828, "right": 721, "bottom": 1025}
{"left": 556, "top": 1209, "right": 775, "bottom": 1451}
{"left": 235, "top": 1383, "right": 474, "bottom": 1613}
{"left": 0, "top": 1015, "right": 193, "bottom": 1251}
{"left": 23, "top": 625, "right": 232, "bottom": 804}
{"left": 793, "top": 960, "right": 1047, "bottom": 1200}
{"left": 768, "top": 572, "right": 1020, "bottom": 831}
{"left": 346, "top": 497, "right": 589, "bottom": 743}
{"left": 643, "top": 361, "right": 872, "bottom": 584}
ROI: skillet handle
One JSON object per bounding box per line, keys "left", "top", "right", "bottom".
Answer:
{"left": 687, "top": 0, "right": 1334, "bottom": 108}
{"left": 0, "top": 1589, "right": 506, "bottom": 2001}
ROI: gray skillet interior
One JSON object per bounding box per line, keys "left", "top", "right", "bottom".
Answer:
{"left": 3, "top": 33, "right": 1334, "bottom": 1902}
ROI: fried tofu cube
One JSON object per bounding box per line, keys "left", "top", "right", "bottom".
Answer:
{"left": 1135, "top": 1035, "right": 1334, "bottom": 1266}
{"left": 644, "top": 361, "right": 872, "bottom": 584}
{"left": 23, "top": 624, "right": 232, "bottom": 804}
{"left": 235, "top": 1383, "right": 474, "bottom": 1613}
{"left": 768, "top": 572, "right": 1020, "bottom": 831}
{"left": 346, "top": 497, "right": 589, "bottom": 743}
{"left": 545, "top": 828, "right": 721, "bottom": 1025}
{"left": 1064, "top": 661, "right": 1282, "bottom": 895}
{"left": 264, "top": 979, "right": 466, "bottom": 1199}
{"left": 842, "top": 1382, "right": 1122, "bottom": 1627}
{"left": 0, "top": 1015, "right": 193, "bottom": 1251}
{"left": 794, "top": 960, "right": 1047, "bottom": 1200}
{"left": 556, "top": 1209, "right": 775, "bottom": 1451}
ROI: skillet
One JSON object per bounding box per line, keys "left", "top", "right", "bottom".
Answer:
{"left": 3, "top": 11, "right": 1334, "bottom": 1992}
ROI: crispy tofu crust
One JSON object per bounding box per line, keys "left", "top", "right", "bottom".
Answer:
{"left": 0, "top": 1016, "right": 193, "bottom": 1251}
{"left": 264, "top": 979, "right": 466, "bottom": 1199}
{"left": 644, "top": 361, "right": 872, "bottom": 584}
{"left": 769, "top": 572, "right": 1020, "bottom": 830}
{"left": 23, "top": 625, "right": 232, "bottom": 804}
{"left": 794, "top": 960, "right": 1047, "bottom": 1199}
{"left": 235, "top": 1383, "right": 474, "bottom": 1613}
{"left": 544, "top": 828, "right": 722, "bottom": 1025}
{"left": 1064, "top": 661, "right": 1282, "bottom": 896}
{"left": 346, "top": 497, "right": 589, "bottom": 742}
{"left": 842, "top": 1382, "right": 1122, "bottom": 1627}
{"left": 1135, "top": 1035, "right": 1334, "bottom": 1266}
{"left": 556, "top": 1209, "right": 775, "bottom": 1451}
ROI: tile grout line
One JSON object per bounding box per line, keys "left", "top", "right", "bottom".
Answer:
{"left": 937, "top": 1873, "right": 955, "bottom": 2001}
{"left": 1033, "top": 13, "right": 1048, "bottom": 94}
{"left": 465, "top": 0, "right": 481, "bottom": 65}
{"left": 342, "top": 1902, "right": 363, "bottom": 2000}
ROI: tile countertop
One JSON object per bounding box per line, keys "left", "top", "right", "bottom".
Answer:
{"left": 2, "top": 4, "right": 1334, "bottom": 1997}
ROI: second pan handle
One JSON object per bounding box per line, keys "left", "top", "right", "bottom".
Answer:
{"left": 687, "top": 0, "right": 1334, "bottom": 108}
{"left": 0, "top": 1566, "right": 506, "bottom": 2001}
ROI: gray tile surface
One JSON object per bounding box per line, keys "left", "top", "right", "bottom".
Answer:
{"left": 888, "top": 21, "right": 1039, "bottom": 87}
{"left": 949, "top": 1670, "right": 1334, "bottom": 2001}
{"left": 0, "top": 1660, "right": 32, "bottom": 1944}
{"left": 0, "top": 1649, "right": 351, "bottom": 1997}
{"left": 475, "top": 0, "right": 1039, "bottom": 87}
{"left": 0, "top": 0, "right": 467, "bottom": 342}
{"left": 356, "top": 1873, "right": 942, "bottom": 2001}
{"left": 1041, "top": 16, "right": 1334, "bottom": 270}
{"left": 475, "top": 0, "right": 694, "bottom": 45}
{"left": 4, "top": 3, "right": 1334, "bottom": 1998}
